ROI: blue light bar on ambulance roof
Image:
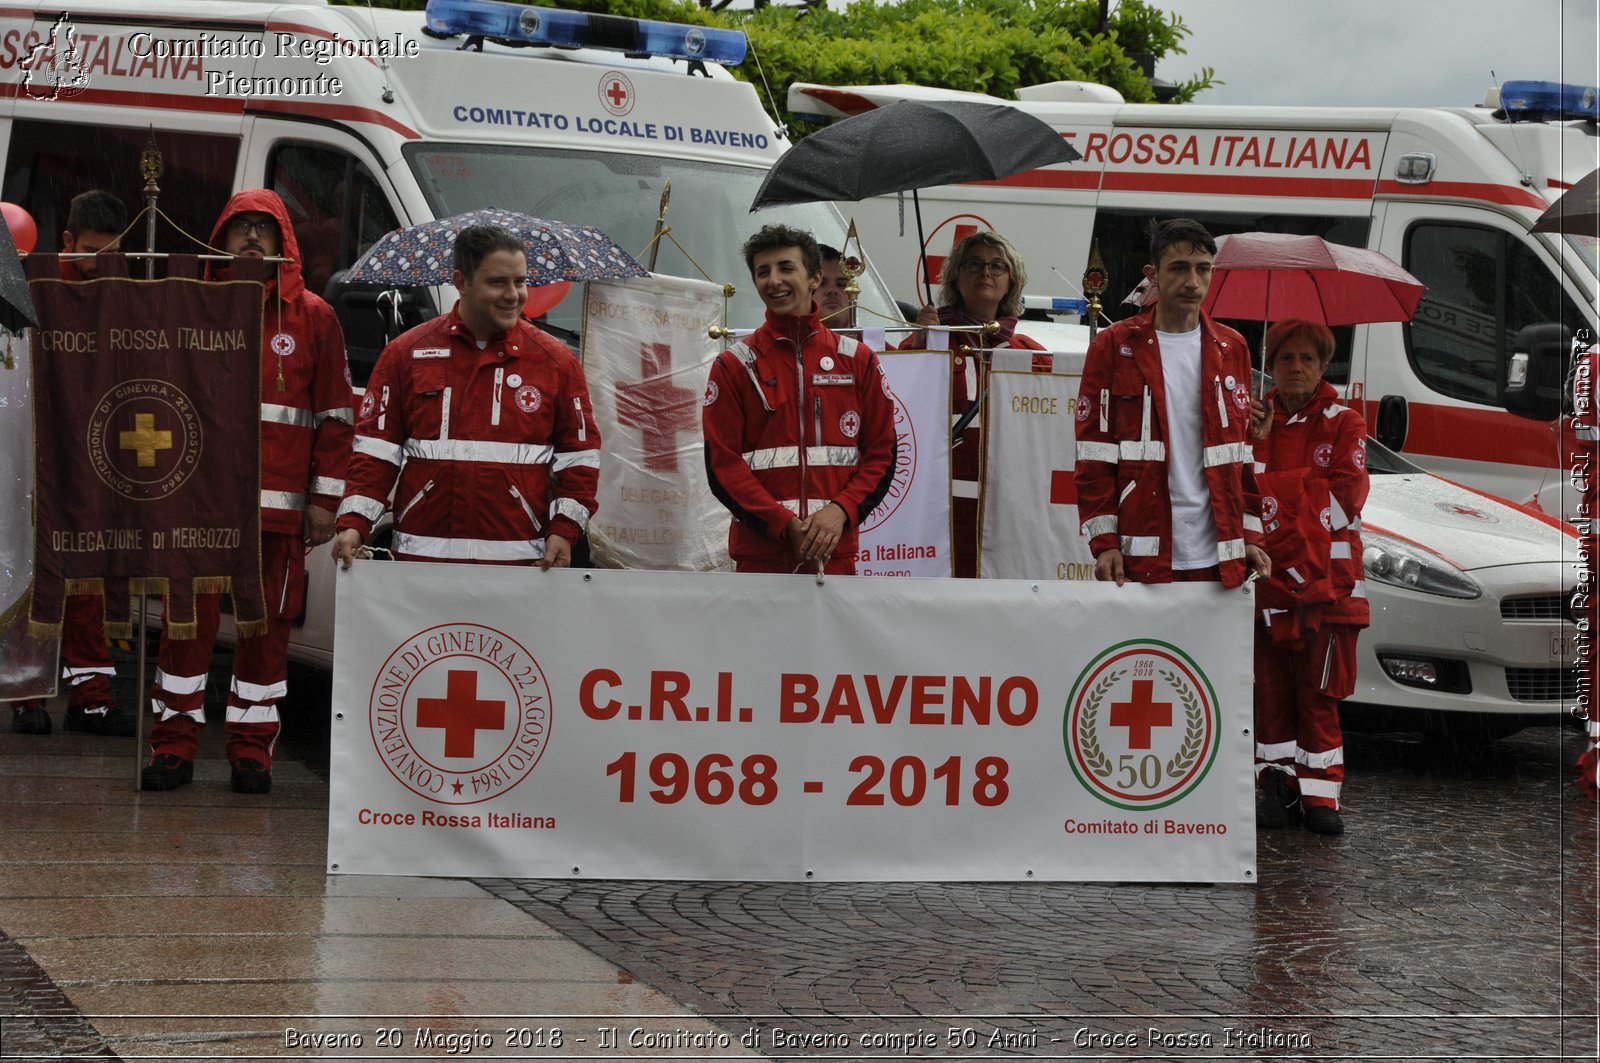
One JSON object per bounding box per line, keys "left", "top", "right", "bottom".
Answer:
{"left": 1021, "top": 295, "right": 1088, "bottom": 315}
{"left": 1498, "top": 80, "right": 1599, "bottom": 122}
{"left": 423, "top": 0, "right": 746, "bottom": 65}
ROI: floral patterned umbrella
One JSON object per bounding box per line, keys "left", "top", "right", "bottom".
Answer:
{"left": 346, "top": 208, "right": 649, "bottom": 286}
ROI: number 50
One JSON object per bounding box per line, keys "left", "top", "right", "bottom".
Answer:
{"left": 1117, "top": 753, "right": 1162, "bottom": 789}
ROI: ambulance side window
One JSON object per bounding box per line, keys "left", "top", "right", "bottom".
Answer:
{"left": 1403, "top": 222, "right": 1585, "bottom": 408}
{"left": 267, "top": 143, "right": 400, "bottom": 299}
{"left": 0, "top": 120, "right": 237, "bottom": 257}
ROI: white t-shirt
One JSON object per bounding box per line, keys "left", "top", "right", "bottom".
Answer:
{"left": 1156, "top": 327, "right": 1218, "bottom": 569}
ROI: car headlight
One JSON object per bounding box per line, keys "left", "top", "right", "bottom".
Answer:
{"left": 1362, "top": 531, "right": 1482, "bottom": 599}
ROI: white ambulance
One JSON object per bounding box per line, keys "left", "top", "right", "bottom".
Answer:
{"left": 0, "top": 0, "right": 896, "bottom": 670}
{"left": 789, "top": 79, "right": 1600, "bottom": 518}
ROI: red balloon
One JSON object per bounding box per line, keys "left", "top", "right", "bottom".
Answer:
{"left": 1, "top": 202, "right": 36, "bottom": 254}
{"left": 523, "top": 280, "right": 571, "bottom": 319}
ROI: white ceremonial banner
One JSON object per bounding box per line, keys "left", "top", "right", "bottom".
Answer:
{"left": 980, "top": 350, "right": 1096, "bottom": 582}
{"left": 1, "top": 329, "right": 56, "bottom": 701}
{"left": 855, "top": 349, "right": 951, "bottom": 578}
{"left": 329, "top": 565, "right": 1255, "bottom": 882}
{"left": 581, "top": 275, "right": 730, "bottom": 571}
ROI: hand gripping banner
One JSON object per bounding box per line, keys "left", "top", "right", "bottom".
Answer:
{"left": 26, "top": 255, "right": 266, "bottom": 641}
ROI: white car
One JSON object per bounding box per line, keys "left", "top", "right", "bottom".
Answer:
{"left": 1347, "top": 438, "right": 1580, "bottom": 739}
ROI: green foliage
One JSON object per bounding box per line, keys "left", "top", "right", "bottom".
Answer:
{"left": 336, "top": 0, "right": 1216, "bottom": 128}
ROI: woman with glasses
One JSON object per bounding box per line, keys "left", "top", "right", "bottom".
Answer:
{"left": 903, "top": 230, "right": 1044, "bottom": 578}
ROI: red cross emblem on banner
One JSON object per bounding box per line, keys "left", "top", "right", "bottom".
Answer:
{"left": 416, "top": 669, "right": 506, "bottom": 758}
{"left": 1109, "top": 678, "right": 1173, "bottom": 750}
{"left": 1049, "top": 470, "right": 1076, "bottom": 506}
{"left": 616, "top": 342, "right": 699, "bottom": 472}
{"left": 925, "top": 223, "right": 977, "bottom": 287}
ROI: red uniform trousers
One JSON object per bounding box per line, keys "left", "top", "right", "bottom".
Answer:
{"left": 149, "top": 533, "right": 303, "bottom": 768}
{"left": 61, "top": 592, "right": 116, "bottom": 707}
{"left": 1253, "top": 622, "right": 1359, "bottom": 811}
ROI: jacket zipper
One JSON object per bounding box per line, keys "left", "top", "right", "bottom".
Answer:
{"left": 1214, "top": 375, "right": 1229, "bottom": 429}
{"left": 398, "top": 479, "right": 434, "bottom": 522}
{"left": 378, "top": 385, "right": 390, "bottom": 431}
{"left": 491, "top": 367, "right": 504, "bottom": 427}
{"left": 509, "top": 485, "right": 542, "bottom": 534}
{"left": 793, "top": 333, "right": 813, "bottom": 514}
{"left": 440, "top": 386, "right": 453, "bottom": 439}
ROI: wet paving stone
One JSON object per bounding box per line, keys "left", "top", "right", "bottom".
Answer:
{"left": 484, "top": 725, "right": 1600, "bottom": 1060}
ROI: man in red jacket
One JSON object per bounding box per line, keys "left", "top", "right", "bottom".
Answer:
{"left": 142, "top": 189, "right": 354, "bottom": 795}
{"left": 702, "top": 225, "right": 896, "bottom": 574}
{"left": 11, "top": 190, "right": 136, "bottom": 737}
{"left": 332, "top": 224, "right": 600, "bottom": 569}
{"left": 1074, "top": 218, "right": 1270, "bottom": 589}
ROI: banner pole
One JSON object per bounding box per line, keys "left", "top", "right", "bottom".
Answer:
{"left": 132, "top": 130, "right": 165, "bottom": 785}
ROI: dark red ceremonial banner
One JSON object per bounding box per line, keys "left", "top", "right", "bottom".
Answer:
{"left": 26, "top": 257, "right": 267, "bottom": 641}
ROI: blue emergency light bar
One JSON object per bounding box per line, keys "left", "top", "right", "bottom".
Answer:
{"left": 1498, "top": 80, "right": 1599, "bottom": 122}
{"left": 424, "top": 0, "right": 747, "bottom": 65}
{"left": 1021, "top": 295, "right": 1088, "bottom": 315}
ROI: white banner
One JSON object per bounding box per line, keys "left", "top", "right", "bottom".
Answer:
{"left": 1, "top": 329, "right": 56, "bottom": 701}
{"left": 980, "top": 351, "right": 1097, "bottom": 582}
{"left": 329, "top": 565, "right": 1254, "bottom": 882}
{"left": 581, "top": 275, "right": 730, "bottom": 571}
{"left": 856, "top": 349, "right": 951, "bottom": 578}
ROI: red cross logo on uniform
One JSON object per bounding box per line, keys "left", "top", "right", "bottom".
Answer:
{"left": 616, "top": 342, "right": 698, "bottom": 472}
{"left": 416, "top": 669, "right": 506, "bottom": 759}
{"left": 1109, "top": 679, "right": 1172, "bottom": 750}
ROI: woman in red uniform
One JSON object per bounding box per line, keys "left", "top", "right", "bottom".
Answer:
{"left": 1251, "top": 320, "right": 1370, "bottom": 834}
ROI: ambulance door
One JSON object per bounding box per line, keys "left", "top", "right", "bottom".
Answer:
{"left": 1369, "top": 199, "right": 1591, "bottom": 510}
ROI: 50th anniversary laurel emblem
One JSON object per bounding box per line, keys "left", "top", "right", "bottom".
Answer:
{"left": 1064, "top": 639, "right": 1219, "bottom": 810}
{"left": 368, "top": 622, "right": 553, "bottom": 805}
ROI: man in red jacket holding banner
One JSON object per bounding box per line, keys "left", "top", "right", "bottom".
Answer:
{"left": 332, "top": 224, "right": 601, "bottom": 568}
{"left": 11, "top": 190, "right": 135, "bottom": 737}
{"left": 142, "top": 189, "right": 353, "bottom": 795}
{"left": 702, "top": 224, "right": 897, "bottom": 574}
{"left": 1074, "top": 218, "right": 1270, "bottom": 589}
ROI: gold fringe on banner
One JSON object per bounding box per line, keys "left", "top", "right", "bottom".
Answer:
{"left": 193, "top": 576, "right": 230, "bottom": 596}
{"left": 26, "top": 619, "right": 62, "bottom": 640}
{"left": 235, "top": 618, "right": 269, "bottom": 638}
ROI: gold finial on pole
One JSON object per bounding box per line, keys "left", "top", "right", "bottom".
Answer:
{"left": 138, "top": 126, "right": 164, "bottom": 280}
{"left": 1082, "top": 239, "right": 1108, "bottom": 341}
{"left": 839, "top": 218, "right": 865, "bottom": 299}
{"left": 646, "top": 179, "right": 671, "bottom": 273}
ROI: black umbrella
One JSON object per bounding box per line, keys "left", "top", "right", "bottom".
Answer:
{"left": 1532, "top": 167, "right": 1600, "bottom": 237}
{"left": 0, "top": 219, "right": 37, "bottom": 331}
{"left": 750, "top": 100, "right": 1081, "bottom": 302}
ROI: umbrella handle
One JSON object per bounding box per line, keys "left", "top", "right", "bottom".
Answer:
{"left": 913, "top": 189, "right": 931, "bottom": 307}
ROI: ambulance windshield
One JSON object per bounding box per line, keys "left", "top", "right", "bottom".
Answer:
{"left": 406, "top": 144, "right": 903, "bottom": 335}
{"left": 1563, "top": 233, "right": 1600, "bottom": 282}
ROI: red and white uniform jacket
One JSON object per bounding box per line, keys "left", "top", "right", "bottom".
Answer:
{"left": 209, "top": 189, "right": 353, "bottom": 535}
{"left": 1252, "top": 379, "right": 1371, "bottom": 634}
{"left": 1074, "top": 309, "right": 1263, "bottom": 588}
{"left": 702, "top": 304, "right": 897, "bottom": 568}
{"left": 337, "top": 309, "right": 600, "bottom": 564}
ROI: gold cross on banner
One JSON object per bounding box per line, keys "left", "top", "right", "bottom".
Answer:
{"left": 119, "top": 412, "right": 172, "bottom": 467}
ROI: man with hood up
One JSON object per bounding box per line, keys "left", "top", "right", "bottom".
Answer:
{"left": 141, "top": 189, "right": 354, "bottom": 795}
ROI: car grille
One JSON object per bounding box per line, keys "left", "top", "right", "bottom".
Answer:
{"left": 1505, "top": 667, "right": 1578, "bottom": 702}
{"left": 1499, "top": 593, "right": 1572, "bottom": 622}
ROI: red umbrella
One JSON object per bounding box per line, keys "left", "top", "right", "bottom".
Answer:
{"left": 1203, "top": 232, "right": 1425, "bottom": 326}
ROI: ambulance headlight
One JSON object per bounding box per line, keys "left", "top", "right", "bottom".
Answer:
{"left": 1362, "top": 532, "right": 1481, "bottom": 599}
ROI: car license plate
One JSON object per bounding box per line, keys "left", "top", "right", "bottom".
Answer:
{"left": 1552, "top": 633, "right": 1579, "bottom": 661}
